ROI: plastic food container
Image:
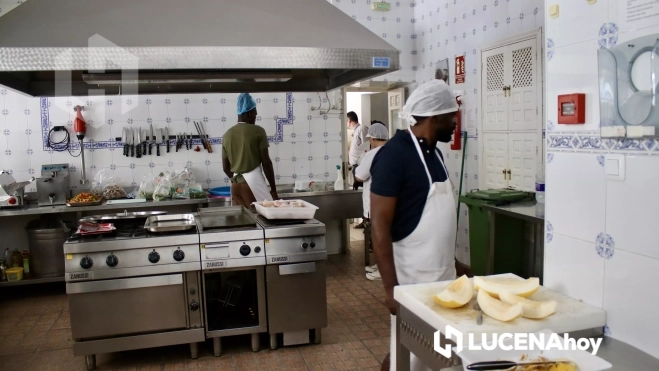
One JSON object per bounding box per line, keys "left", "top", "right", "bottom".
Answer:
{"left": 253, "top": 200, "right": 319, "bottom": 220}
{"left": 6, "top": 267, "right": 23, "bottom": 282}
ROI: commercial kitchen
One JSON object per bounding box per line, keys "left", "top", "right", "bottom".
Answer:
{"left": 0, "top": 0, "right": 658, "bottom": 370}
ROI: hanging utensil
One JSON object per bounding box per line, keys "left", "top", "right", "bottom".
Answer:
{"left": 142, "top": 128, "right": 147, "bottom": 155}
{"left": 122, "top": 127, "right": 128, "bottom": 157}
{"left": 156, "top": 128, "right": 164, "bottom": 156}
{"left": 149, "top": 124, "right": 155, "bottom": 155}
{"left": 197, "top": 121, "right": 212, "bottom": 153}
{"left": 165, "top": 127, "right": 170, "bottom": 153}
{"left": 130, "top": 128, "right": 135, "bottom": 157}
{"left": 193, "top": 121, "right": 206, "bottom": 151}
{"left": 136, "top": 127, "right": 142, "bottom": 158}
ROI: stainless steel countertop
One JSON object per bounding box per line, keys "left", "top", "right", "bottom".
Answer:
{"left": 0, "top": 186, "right": 362, "bottom": 217}
{"left": 441, "top": 336, "right": 659, "bottom": 371}
{"left": 278, "top": 188, "right": 362, "bottom": 198}
{"left": 0, "top": 198, "right": 209, "bottom": 217}
{"left": 481, "top": 201, "right": 545, "bottom": 223}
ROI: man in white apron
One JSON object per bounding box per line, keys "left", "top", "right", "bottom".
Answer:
{"left": 369, "top": 80, "right": 472, "bottom": 371}
{"left": 222, "top": 93, "right": 278, "bottom": 206}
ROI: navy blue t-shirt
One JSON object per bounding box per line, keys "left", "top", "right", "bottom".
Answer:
{"left": 370, "top": 129, "right": 448, "bottom": 242}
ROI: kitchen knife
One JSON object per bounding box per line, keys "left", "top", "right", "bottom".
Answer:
{"left": 466, "top": 360, "right": 574, "bottom": 370}
{"left": 184, "top": 132, "right": 189, "bottom": 150}
{"left": 122, "top": 127, "right": 128, "bottom": 157}
{"left": 188, "top": 132, "right": 192, "bottom": 150}
{"left": 142, "top": 128, "right": 147, "bottom": 155}
{"left": 149, "top": 124, "right": 155, "bottom": 155}
{"left": 198, "top": 121, "right": 212, "bottom": 153}
{"left": 130, "top": 128, "right": 135, "bottom": 157}
{"left": 193, "top": 121, "right": 205, "bottom": 151}
{"left": 165, "top": 127, "right": 170, "bottom": 153}
{"left": 157, "top": 128, "right": 164, "bottom": 156}
{"left": 175, "top": 133, "right": 180, "bottom": 152}
{"left": 136, "top": 127, "right": 142, "bottom": 158}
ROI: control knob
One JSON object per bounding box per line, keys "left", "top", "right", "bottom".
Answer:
{"left": 239, "top": 244, "right": 251, "bottom": 256}
{"left": 106, "top": 254, "right": 118, "bottom": 267}
{"left": 148, "top": 249, "right": 160, "bottom": 263}
{"left": 173, "top": 248, "right": 185, "bottom": 262}
{"left": 310, "top": 242, "right": 316, "bottom": 248}
{"left": 189, "top": 300, "right": 199, "bottom": 311}
{"left": 80, "top": 256, "right": 93, "bottom": 269}
{"left": 301, "top": 242, "right": 309, "bottom": 249}
{"left": 254, "top": 246, "right": 262, "bottom": 253}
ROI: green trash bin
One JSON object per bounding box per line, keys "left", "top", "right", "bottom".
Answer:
{"left": 459, "top": 189, "right": 532, "bottom": 276}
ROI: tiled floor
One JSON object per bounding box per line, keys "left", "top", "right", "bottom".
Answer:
{"left": 0, "top": 236, "right": 389, "bottom": 371}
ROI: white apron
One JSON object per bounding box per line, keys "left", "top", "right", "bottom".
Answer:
{"left": 239, "top": 164, "right": 273, "bottom": 203}
{"left": 391, "top": 130, "right": 457, "bottom": 371}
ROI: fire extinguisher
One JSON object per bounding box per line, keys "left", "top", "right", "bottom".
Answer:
{"left": 451, "top": 95, "right": 462, "bottom": 150}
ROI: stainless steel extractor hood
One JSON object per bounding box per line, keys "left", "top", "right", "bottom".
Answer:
{"left": 0, "top": 0, "right": 400, "bottom": 96}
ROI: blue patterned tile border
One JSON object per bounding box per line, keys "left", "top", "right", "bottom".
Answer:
{"left": 40, "top": 93, "right": 295, "bottom": 150}
{"left": 548, "top": 133, "right": 659, "bottom": 155}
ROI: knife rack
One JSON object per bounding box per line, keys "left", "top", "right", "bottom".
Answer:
{"left": 114, "top": 135, "right": 211, "bottom": 142}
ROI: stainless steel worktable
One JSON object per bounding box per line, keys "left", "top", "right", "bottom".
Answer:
{"left": 439, "top": 336, "right": 659, "bottom": 371}
{"left": 0, "top": 198, "right": 209, "bottom": 217}
{"left": 481, "top": 201, "right": 545, "bottom": 279}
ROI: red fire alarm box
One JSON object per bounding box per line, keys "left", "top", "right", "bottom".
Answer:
{"left": 557, "top": 94, "right": 585, "bottom": 124}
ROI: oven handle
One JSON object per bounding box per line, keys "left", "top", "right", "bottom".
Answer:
{"left": 66, "top": 274, "right": 184, "bottom": 294}
{"left": 278, "top": 262, "right": 316, "bottom": 276}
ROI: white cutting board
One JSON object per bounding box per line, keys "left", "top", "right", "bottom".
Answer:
{"left": 394, "top": 274, "right": 606, "bottom": 347}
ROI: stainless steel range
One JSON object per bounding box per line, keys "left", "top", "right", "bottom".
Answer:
{"left": 63, "top": 215, "right": 203, "bottom": 371}
{"left": 196, "top": 207, "right": 267, "bottom": 357}
{"left": 254, "top": 214, "right": 327, "bottom": 349}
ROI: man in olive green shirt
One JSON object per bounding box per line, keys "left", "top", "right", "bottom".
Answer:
{"left": 222, "top": 93, "right": 278, "bottom": 207}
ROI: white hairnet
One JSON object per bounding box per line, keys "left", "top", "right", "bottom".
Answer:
{"left": 399, "top": 80, "right": 458, "bottom": 126}
{"left": 366, "top": 123, "right": 388, "bottom": 139}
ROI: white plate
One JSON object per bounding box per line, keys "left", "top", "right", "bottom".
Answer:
{"left": 456, "top": 329, "right": 612, "bottom": 371}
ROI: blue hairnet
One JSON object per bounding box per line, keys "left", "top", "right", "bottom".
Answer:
{"left": 237, "top": 93, "right": 257, "bottom": 115}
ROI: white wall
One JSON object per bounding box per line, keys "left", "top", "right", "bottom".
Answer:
{"left": 544, "top": 0, "right": 659, "bottom": 358}
{"left": 413, "top": 0, "right": 545, "bottom": 263}
{"left": 0, "top": 0, "right": 415, "bottom": 191}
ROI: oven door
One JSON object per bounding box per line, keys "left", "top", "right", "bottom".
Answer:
{"left": 203, "top": 266, "right": 267, "bottom": 337}
{"left": 266, "top": 261, "right": 327, "bottom": 333}
{"left": 67, "top": 274, "right": 189, "bottom": 339}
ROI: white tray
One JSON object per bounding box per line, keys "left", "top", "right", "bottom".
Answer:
{"left": 253, "top": 200, "right": 318, "bottom": 219}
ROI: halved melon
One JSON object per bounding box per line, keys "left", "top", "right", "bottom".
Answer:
{"left": 433, "top": 275, "right": 473, "bottom": 308}
{"left": 473, "top": 276, "right": 540, "bottom": 299}
{"left": 499, "top": 291, "right": 557, "bottom": 319}
{"left": 477, "top": 290, "right": 523, "bottom": 322}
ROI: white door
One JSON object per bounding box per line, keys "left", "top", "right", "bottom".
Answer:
{"left": 388, "top": 88, "right": 405, "bottom": 136}
{"left": 483, "top": 133, "right": 508, "bottom": 189}
{"left": 482, "top": 47, "right": 508, "bottom": 131}
{"left": 508, "top": 39, "right": 539, "bottom": 131}
{"left": 508, "top": 133, "right": 537, "bottom": 191}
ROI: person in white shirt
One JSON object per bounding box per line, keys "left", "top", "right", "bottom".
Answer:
{"left": 347, "top": 111, "right": 367, "bottom": 190}
{"left": 354, "top": 122, "right": 389, "bottom": 280}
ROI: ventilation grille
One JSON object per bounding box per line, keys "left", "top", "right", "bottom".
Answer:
{"left": 486, "top": 54, "right": 504, "bottom": 92}
{"left": 513, "top": 47, "right": 533, "bottom": 88}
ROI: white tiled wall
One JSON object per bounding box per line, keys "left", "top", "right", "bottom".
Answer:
{"left": 0, "top": 0, "right": 416, "bottom": 193}
{"left": 412, "top": 0, "right": 544, "bottom": 263}
{"left": 545, "top": 0, "right": 659, "bottom": 358}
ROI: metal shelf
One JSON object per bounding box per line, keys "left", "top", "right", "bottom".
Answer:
{"left": 0, "top": 276, "right": 64, "bottom": 287}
